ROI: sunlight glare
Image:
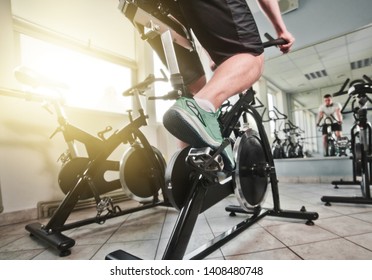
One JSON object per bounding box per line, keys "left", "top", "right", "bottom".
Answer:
{"left": 20, "top": 35, "right": 132, "bottom": 113}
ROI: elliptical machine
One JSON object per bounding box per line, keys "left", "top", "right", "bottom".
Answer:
{"left": 106, "top": 0, "right": 318, "bottom": 260}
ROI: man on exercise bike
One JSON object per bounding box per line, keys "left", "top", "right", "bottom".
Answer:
{"left": 316, "top": 94, "right": 343, "bottom": 156}
{"left": 160, "top": 0, "right": 295, "bottom": 171}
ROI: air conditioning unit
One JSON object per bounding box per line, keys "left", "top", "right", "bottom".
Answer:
{"left": 278, "top": 0, "right": 299, "bottom": 14}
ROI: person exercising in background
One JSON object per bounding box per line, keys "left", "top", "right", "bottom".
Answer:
{"left": 162, "top": 0, "right": 295, "bottom": 171}
{"left": 316, "top": 94, "right": 343, "bottom": 156}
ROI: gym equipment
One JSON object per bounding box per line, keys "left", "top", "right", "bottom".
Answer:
{"left": 318, "top": 116, "right": 350, "bottom": 158}
{"left": 322, "top": 75, "right": 372, "bottom": 205}
{"left": 317, "top": 80, "right": 350, "bottom": 158}
{"left": 329, "top": 79, "right": 359, "bottom": 188}
{"left": 281, "top": 120, "right": 305, "bottom": 158}
{"left": 319, "top": 116, "right": 338, "bottom": 156}
{"left": 106, "top": 0, "right": 318, "bottom": 260}
{"left": 261, "top": 106, "right": 288, "bottom": 159}
{"left": 336, "top": 136, "right": 351, "bottom": 157}
{"left": 14, "top": 66, "right": 171, "bottom": 256}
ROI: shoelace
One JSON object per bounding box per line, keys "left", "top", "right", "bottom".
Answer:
{"left": 185, "top": 99, "right": 207, "bottom": 127}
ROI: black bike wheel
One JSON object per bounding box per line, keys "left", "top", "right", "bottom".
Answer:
{"left": 273, "top": 147, "right": 281, "bottom": 159}
{"left": 287, "top": 144, "right": 296, "bottom": 158}
{"left": 327, "top": 140, "right": 336, "bottom": 156}
{"left": 233, "top": 129, "right": 269, "bottom": 210}
{"left": 120, "top": 145, "right": 166, "bottom": 202}
{"left": 273, "top": 145, "right": 285, "bottom": 159}
{"left": 163, "top": 147, "right": 194, "bottom": 210}
{"left": 354, "top": 143, "right": 363, "bottom": 176}
{"left": 58, "top": 157, "right": 122, "bottom": 200}
{"left": 295, "top": 145, "right": 304, "bottom": 158}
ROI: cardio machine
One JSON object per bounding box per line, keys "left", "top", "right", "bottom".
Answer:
{"left": 261, "top": 106, "right": 288, "bottom": 159}
{"left": 322, "top": 75, "right": 372, "bottom": 205}
{"left": 14, "top": 65, "right": 171, "bottom": 256}
{"left": 106, "top": 0, "right": 318, "bottom": 260}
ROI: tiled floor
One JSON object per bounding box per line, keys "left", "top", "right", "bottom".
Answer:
{"left": 1, "top": 182, "right": 372, "bottom": 260}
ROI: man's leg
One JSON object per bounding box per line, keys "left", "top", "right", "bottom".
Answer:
{"left": 323, "top": 134, "right": 328, "bottom": 156}
{"left": 335, "top": 131, "right": 342, "bottom": 140}
{"left": 194, "top": 53, "right": 264, "bottom": 110}
{"left": 163, "top": 0, "right": 264, "bottom": 170}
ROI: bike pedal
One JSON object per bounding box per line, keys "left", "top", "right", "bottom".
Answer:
{"left": 187, "top": 147, "right": 224, "bottom": 173}
{"left": 96, "top": 197, "right": 113, "bottom": 218}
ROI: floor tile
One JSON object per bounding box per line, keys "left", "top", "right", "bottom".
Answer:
{"left": 265, "top": 222, "right": 337, "bottom": 246}
{"left": 107, "top": 222, "right": 164, "bottom": 243}
{"left": 315, "top": 216, "right": 372, "bottom": 236}
{"left": 0, "top": 249, "right": 44, "bottom": 260}
{"left": 33, "top": 244, "right": 102, "bottom": 260}
{"left": 290, "top": 238, "right": 372, "bottom": 259}
{"left": 219, "top": 227, "right": 285, "bottom": 257}
{"left": 226, "top": 247, "right": 301, "bottom": 260}
{"left": 156, "top": 233, "right": 224, "bottom": 260}
{"left": 93, "top": 240, "right": 159, "bottom": 260}
{"left": 345, "top": 232, "right": 372, "bottom": 251}
{"left": 1, "top": 183, "right": 372, "bottom": 260}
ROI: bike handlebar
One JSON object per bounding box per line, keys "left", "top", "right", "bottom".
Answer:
{"left": 332, "top": 78, "right": 350, "bottom": 97}
{"left": 122, "top": 69, "right": 168, "bottom": 96}
{"left": 263, "top": 33, "right": 288, "bottom": 48}
{"left": 273, "top": 106, "right": 288, "bottom": 119}
{"left": 261, "top": 105, "right": 287, "bottom": 123}
{"left": 339, "top": 77, "right": 372, "bottom": 115}
{"left": 348, "top": 83, "right": 372, "bottom": 96}
{"left": 332, "top": 76, "right": 372, "bottom": 98}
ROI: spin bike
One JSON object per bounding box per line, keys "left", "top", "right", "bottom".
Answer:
{"left": 322, "top": 75, "right": 372, "bottom": 205}
{"left": 261, "top": 106, "right": 288, "bottom": 159}
{"left": 319, "top": 116, "right": 338, "bottom": 157}
{"left": 282, "top": 120, "right": 304, "bottom": 158}
{"left": 14, "top": 66, "right": 171, "bottom": 256}
{"left": 106, "top": 0, "right": 318, "bottom": 260}
{"left": 329, "top": 79, "right": 359, "bottom": 188}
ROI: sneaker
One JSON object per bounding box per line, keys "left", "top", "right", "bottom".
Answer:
{"left": 163, "top": 97, "right": 235, "bottom": 170}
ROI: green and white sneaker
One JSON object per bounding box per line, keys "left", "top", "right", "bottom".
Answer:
{"left": 163, "top": 97, "right": 235, "bottom": 171}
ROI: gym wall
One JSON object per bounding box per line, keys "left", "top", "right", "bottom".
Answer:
{"left": 0, "top": 0, "right": 151, "bottom": 221}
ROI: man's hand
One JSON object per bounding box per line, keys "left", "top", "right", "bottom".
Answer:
{"left": 278, "top": 30, "right": 295, "bottom": 54}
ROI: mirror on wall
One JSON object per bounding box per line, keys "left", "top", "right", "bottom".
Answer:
{"left": 262, "top": 24, "right": 372, "bottom": 157}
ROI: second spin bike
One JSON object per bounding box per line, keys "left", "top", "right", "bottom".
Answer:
{"left": 318, "top": 116, "right": 349, "bottom": 157}
{"left": 14, "top": 66, "right": 172, "bottom": 256}
{"left": 322, "top": 75, "right": 372, "bottom": 205}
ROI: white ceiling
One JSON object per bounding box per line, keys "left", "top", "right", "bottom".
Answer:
{"left": 247, "top": 0, "right": 372, "bottom": 95}
{"left": 263, "top": 24, "right": 372, "bottom": 94}
{"left": 10, "top": 0, "right": 372, "bottom": 98}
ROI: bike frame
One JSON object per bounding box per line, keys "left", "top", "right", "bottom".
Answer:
{"left": 14, "top": 66, "right": 169, "bottom": 257}
{"left": 106, "top": 0, "right": 319, "bottom": 260}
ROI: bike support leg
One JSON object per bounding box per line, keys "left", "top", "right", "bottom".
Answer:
{"left": 162, "top": 181, "right": 207, "bottom": 259}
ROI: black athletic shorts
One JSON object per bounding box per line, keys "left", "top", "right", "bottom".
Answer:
{"left": 178, "top": 0, "right": 264, "bottom": 65}
{"left": 134, "top": 0, "right": 264, "bottom": 86}
{"left": 322, "top": 123, "right": 342, "bottom": 135}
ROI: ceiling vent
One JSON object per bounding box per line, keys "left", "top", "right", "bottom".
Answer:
{"left": 278, "top": 0, "right": 299, "bottom": 14}
{"left": 350, "top": 58, "right": 371, "bottom": 70}
{"left": 304, "top": 70, "right": 328, "bottom": 80}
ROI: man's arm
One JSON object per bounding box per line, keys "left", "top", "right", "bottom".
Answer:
{"left": 316, "top": 111, "right": 324, "bottom": 126}
{"left": 335, "top": 107, "right": 343, "bottom": 123}
{"left": 257, "top": 0, "right": 295, "bottom": 53}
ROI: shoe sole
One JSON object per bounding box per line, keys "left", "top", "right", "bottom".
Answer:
{"left": 164, "top": 107, "right": 235, "bottom": 171}
{"left": 163, "top": 108, "right": 220, "bottom": 149}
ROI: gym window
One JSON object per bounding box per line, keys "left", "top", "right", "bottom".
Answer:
{"left": 19, "top": 34, "right": 133, "bottom": 114}
{"left": 267, "top": 87, "right": 278, "bottom": 138}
